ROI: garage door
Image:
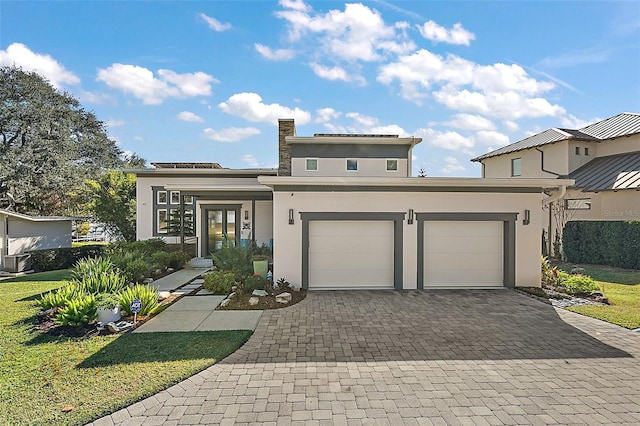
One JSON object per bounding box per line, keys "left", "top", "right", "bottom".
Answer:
{"left": 309, "top": 221, "right": 394, "bottom": 289}
{"left": 423, "top": 221, "right": 503, "bottom": 288}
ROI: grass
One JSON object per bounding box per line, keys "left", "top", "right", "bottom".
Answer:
{"left": 555, "top": 263, "right": 640, "bottom": 329}
{"left": 0, "top": 270, "right": 251, "bottom": 426}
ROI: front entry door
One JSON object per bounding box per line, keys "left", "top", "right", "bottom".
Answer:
{"left": 204, "top": 207, "right": 240, "bottom": 255}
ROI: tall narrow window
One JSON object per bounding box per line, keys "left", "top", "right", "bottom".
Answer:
{"left": 575, "top": 147, "right": 581, "bottom": 155}
{"left": 386, "top": 159, "right": 398, "bottom": 171}
{"left": 157, "top": 191, "right": 167, "bottom": 204}
{"left": 306, "top": 158, "right": 318, "bottom": 171}
{"left": 584, "top": 147, "right": 589, "bottom": 156}
{"left": 157, "top": 210, "right": 168, "bottom": 233}
{"left": 170, "top": 191, "right": 180, "bottom": 204}
{"left": 511, "top": 158, "right": 522, "bottom": 177}
{"left": 346, "top": 159, "right": 358, "bottom": 171}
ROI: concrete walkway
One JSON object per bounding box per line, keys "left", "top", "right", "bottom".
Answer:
{"left": 90, "top": 290, "right": 640, "bottom": 425}
{"left": 134, "top": 296, "right": 262, "bottom": 333}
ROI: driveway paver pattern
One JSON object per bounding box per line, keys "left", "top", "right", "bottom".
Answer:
{"left": 89, "top": 290, "right": 640, "bottom": 425}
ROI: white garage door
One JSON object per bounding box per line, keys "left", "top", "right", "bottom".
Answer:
{"left": 424, "top": 221, "right": 503, "bottom": 288}
{"left": 309, "top": 221, "right": 394, "bottom": 289}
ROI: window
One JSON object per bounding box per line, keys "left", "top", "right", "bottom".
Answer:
{"left": 575, "top": 147, "right": 581, "bottom": 155}
{"left": 386, "top": 159, "right": 398, "bottom": 171}
{"left": 566, "top": 199, "right": 591, "bottom": 210}
{"left": 184, "top": 195, "right": 193, "bottom": 204}
{"left": 305, "top": 158, "right": 318, "bottom": 171}
{"left": 157, "top": 209, "right": 168, "bottom": 233}
{"left": 584, "top": 147, "right": 589, "bottom": 156}
{"left": 346, "top": 159, "right": 358, "bottom": 171}
{"left": 170, "top": 191, "right": 180, "bottom": 204}
{"left": 157, "top": 191, "right": 167, "bottom": 204}
{"left": 511, "top": 158, "right": 522, "bottom": 177}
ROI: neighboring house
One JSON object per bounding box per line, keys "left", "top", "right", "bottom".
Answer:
{"left": 0, "top": 209, "right": 74, "bottom": 272}
{"left": 472, "top": 112, "right": 640, "bottom": 253}
{"left": 132, "top": 119, "right": 569, "bottom": 290}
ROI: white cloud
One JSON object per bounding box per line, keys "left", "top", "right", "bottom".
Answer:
{"left": 345, "top": 112, "right": 408, "bottom": 136}
{"left": 202, "top": 127, "right": 261, "bottom": 142}
{"left": 415, "top": 128, "right": 475, "bottom": 153}
{"left": 199, "top": 13, "right": 232, "bottom": 32}
{"left": 440, "top": 156, "right": 466, "bottom": 174}
{"left": 442, "top": 114, "right": 496, "bottom": 131}
{"left": 96, "top": 64, "right": 217, "bottom": 105}
{"left": 133, "top": 136, "right": 144, "bottom": 141}
{"left": 241, "top": 154, "right": 259, "bottom": 167}
{"left": 177, "top": 111, "right": 205, "bottom": 123}
{"left": 560, "top": 113, "right": 601, "bottom": 129}
{"left": 473, "top": 130, "right": 510, "bottom": 146}
{"left": 218, "top": 92, "right": 311, "bottom": 125}
{"left": 254, "top": 44, "right": 295, "bottom": 61}
{"left": 503, "top": 120, "right": 520, "bottom": 132}
{"left": 275, "top": 1, "right": 415, "bottom": 62}
{"left": 105, "top": 119, "right": 125, "bottom": 128}
{"left": 310, "top": 63, "right": 349, "bottom": 81}
{"left": 315, "top": 107, "right": 341, "bottom": 123}
{"left": 417, "top": 21, "right": 475, "bottom": 46}
{"left": 0, "top": 42, "right": 80, "bottom": 87}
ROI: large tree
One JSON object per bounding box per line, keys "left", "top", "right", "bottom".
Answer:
{"left": 0, "top": 66, "right": 124, "bottom": 215}
{"left": 85, "top": 170, "right": 137, "bottom": 241}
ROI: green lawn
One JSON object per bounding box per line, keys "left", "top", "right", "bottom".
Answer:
{"left": 0, "top": 271, "right": 251, "bottom": 426}
{"left": 556, "top": 263, "right": 640, "bottom": 329}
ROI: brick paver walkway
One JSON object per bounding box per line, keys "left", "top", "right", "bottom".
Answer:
{"left": 89, "top": 290, "right": 640, "bottom": 425}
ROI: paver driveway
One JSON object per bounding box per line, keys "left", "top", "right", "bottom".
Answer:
{"left": 90, "top": 290, "right": 640, "bottom": 425}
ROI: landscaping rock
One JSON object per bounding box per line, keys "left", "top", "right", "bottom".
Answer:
{"left": 249, "top": 297, "right": 259, "bottom": 306}
{"left": 220, "top": 299, "right": 231, "bottom": 307}
{"left": 191, "top": 279, "right": 205, "bottom": 285}
{"left": 252, "top": 289, "right": 268, "bottom": 297}
{"left": 154, "top": 269, "right": 162, "bottom": 276}
{"left": 143, "top": 277, "right": 154, "bottom": 284}
{"left": 571, "top": 266, "right": 586, "bottom": 275}
{"left": 228, "top": 292, "right": 237, "bottom": 299}
{"left": 158, "top": 291, "right": 171, "bottom": 300}
{"left": 276, "top": 292, "right": 292, "bottom": 304}
{"left": 166, "top": 268, "right": 175, "bottom": 274}
{"left": 232, "top": 285, "right": 238, "bottom": 292}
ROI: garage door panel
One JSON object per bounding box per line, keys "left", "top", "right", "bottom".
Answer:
{"left": 309, "top": 221, "right": 394, "bottom": 289}
{"left": 424, "top": 221, "right": 503, "bottom": 288}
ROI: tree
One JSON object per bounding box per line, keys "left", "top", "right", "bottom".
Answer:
{"left": 85, "top": 170, "right": 137, "bottom": 241}
{"left": 0, "top": 66, "right": 124, "bottom": 215}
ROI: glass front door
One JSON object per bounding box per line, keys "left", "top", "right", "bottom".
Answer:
{"left": 205, "top": 208, "right": 238, "bottom": 255}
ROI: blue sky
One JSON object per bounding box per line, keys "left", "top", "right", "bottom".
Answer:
{"left": 2, "top": 0, "right": 639, "bottom": 176}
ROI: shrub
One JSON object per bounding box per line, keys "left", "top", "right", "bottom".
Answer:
{"left": 168, "top": 251, "right": 190, "bottom": 269}
{"left": 203, "top": 271, "right": 239, "bottom": 295}
{"left": 105, "top": 238, "right": 165, "bottom": 257}
{"left": 95, "top": 293, "right": 121, "bottom": 310}
{"left": 150, "top": 251, "right": 172, "bottom": 271}
{"left": 551, "top": 270, "right": 570, "bottom": 288}
{"left": 276, "top": 277, "right": 292, "bottom": 292}
{"left": 38, "top": 285, "right": 79, "bottom": 310}
{"left": 54, "top": 294, "right": 97, "bottom": 326}
{"left": 30, "top": 245, "right": 105, "bottom": 272}
{"left": 563, "top": 221, "right": 640, "bottom": 269}
{"left": 72, "top": 257, "right": 128, "bottom": 294}
{"left": 243, "top": 274, "right": 268, "bottom": 292}
{"left": 119, "top": 285, "right": 159, "bottom": 316}
{"left": 211, "top": 239, "right": 253, "bottom": 274}
{"left": 541, "top": 256, "right": 554, "bottom": 285}
{"left": 561, "top": 275, "right": 599, "bottom": 295}
{"left": 110, "top": 253, "right": 151, "bottom": 283}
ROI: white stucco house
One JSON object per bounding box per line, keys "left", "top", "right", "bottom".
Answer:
{"left": 132, "top": 119, "right": 571, "bottom": 290}
{"left": 0, "top": 209, "right": 74, "bottom": 272}
{"left": 472, "top": 112, "right": 640, "bottom": 254}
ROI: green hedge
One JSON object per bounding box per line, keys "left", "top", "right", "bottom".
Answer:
{"left": 563, "top": 221, "right": 640, "bottom": 269}
{"left": 29, "top": 245, "right": 105, "bottom": 272}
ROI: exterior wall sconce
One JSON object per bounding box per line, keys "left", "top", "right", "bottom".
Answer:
{"left": 244, "top": 210, "right": 249, "bottom": 220}
{"left": 523, "top": 209, "right": 530, "bottom": 225}
{"left": 408, "top": 209, "right": 414, "bottom": 225}
{"left": 288, "top": 209, "right": 294, "bottom": 225}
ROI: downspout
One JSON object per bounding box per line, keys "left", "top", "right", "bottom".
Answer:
{"left": 536, "top": 147, "right": 562, "bottom": 177}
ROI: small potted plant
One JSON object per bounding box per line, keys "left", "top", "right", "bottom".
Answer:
{"left": 96, "top": 293, "right": 122, "bottom": 324}
{"left": 252, "top": 255, "right": 270, "bottom": 278}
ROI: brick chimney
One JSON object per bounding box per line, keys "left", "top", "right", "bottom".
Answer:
{"left": 278, "top": 119, "right": 296, "bottom": 176}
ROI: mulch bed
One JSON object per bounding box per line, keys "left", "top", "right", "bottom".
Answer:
{"left": 217, "top": 289, "right": 306, "bottom": 310}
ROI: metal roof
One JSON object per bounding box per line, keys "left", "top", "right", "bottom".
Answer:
{"left": 0, "top": 209, "right": 79, "bottom": 222}
{"left": 472, "top": 112, "right": 640, "bottom": 162}
{"left": 566, "top": 152, "right": 640, "bottom": 192}
{"left": 151, "top": 162, "right": 225, "bottom": 169}
{"left": 579, "top": 112, "right": 640, "bottom": 139}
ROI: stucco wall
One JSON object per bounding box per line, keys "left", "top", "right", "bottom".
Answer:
{"left": 481, "top": 141, "right": 570, "bottom": 178}
{"left": 8, "top": 219, "right": 72, "bottom": 254}
{"left": 595, "top": 133, "right": 640, "bottom": 157}
{"left": 272, "top": 191, "right": 542, "bottom": 290}
{"left": 291, "top": 158, "right": 409, "bottom": 177}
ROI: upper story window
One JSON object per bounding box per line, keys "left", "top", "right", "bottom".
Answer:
{"left": 575, "top": 147, "right": 581, "bottom": 155}
{"left": 584, "top": 147, "right": 589, "bottom": 156}
{"left": 346, "top": 159, "right": 358, "bottom": 171}
{"left": 184, "top": 195, "right": 193, "bottom": 204}
{"left": 170, "top": 191, "right": 180, "bottom": 204}
{"left": 386, "top": 159, "right": 398, "bottom": 171}
{"left": 157, "top": 191, "right": 167, "bottom": 204}
{"left": 305, "top": 158, "right": 318, "bottom": 171}
{"left": 511, "top": 158, "right": 522, "bottom": 177}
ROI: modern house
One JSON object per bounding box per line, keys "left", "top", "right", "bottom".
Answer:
{"left": 133, "top": 119, "right": 571, "bottom": 290}
{"left": 472, "top": 112, "right": 640, "bottom": 253}
{"left": 0, "top": 209, "right": 74, "bottom": 272}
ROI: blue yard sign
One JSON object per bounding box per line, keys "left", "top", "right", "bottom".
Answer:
{"left": 130, "top": 299, "right": 142, "bottom": 313}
